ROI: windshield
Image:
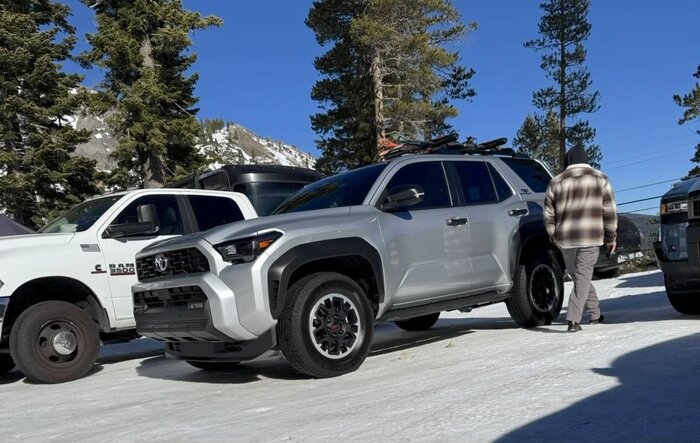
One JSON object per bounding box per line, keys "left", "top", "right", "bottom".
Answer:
{"left": 233, "top": 182, "right": 312, "bottom": 216}
{"left": 274, "top": 163, "right": 388, "bottom": 214}
{"left": 40, "top": 195, "right": 124, "bottom": 233}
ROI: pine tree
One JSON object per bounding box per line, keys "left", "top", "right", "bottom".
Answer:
{"left": 513, "top": 111, "right": 561, "bottom": 171}
{"left": 79, "top": 0, "right": 222, "bottom": 189}
{"left": 307, "top": 0, "right": 475, "bottom": 174}
{"left": 673, "top": 64, "right": 700, "bottom": 176}
{"left": 351, "top": 0, "right": 475, "bottom": 144}
{"left": 0, "top": 0, "right": 101, "bottom": 229}
{"left": 525, "top": 0, "right": 601, "bottom": 172}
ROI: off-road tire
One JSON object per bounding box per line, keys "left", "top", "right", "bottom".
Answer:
{"left": 278, "top": 272, "right": 374, "bottom": 378}
{"left": 395, "top": 312, "right": 440, "bottom": 331}
{"left": 506, "top": 249, "right": 564, "bottom": 327}
{"left": 0, "top": 354, "right": 14, "bottom": 375}
{"left": 10, "top": 301, "right": 100, "bottom": 383}
{"left": 665, "top": 276, "right": 700, "bottom": 315}
{"left": 186, "top": 361, "right": 241, "bottom": 371}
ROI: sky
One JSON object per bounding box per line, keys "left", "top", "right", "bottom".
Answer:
{"left": 64, "top": 0, "right": 700, "bottom": 215}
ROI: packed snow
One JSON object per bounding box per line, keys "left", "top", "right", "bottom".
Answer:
{"left": 2, "top": 270, "right": 699, "bottom": 442}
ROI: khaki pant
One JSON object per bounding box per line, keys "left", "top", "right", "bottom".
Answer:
{"left": 561, "top": 247, "right": 601, "bottom": 323}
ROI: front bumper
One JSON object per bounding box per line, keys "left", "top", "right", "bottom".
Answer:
{"left": 653, "top": 241, "right": 700, "bottom": 281}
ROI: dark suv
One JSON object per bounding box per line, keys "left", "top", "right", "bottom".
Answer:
{"left": 653, "top": 177, "right": 700, "bottom": 314}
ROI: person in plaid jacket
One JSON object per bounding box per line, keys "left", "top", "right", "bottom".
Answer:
{"left": 544, "top": 145, "right": 618, "bottom": 332}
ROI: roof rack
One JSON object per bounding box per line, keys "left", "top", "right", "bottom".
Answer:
{"left": 378, "top": 134, "right": 530, "bottom": 160}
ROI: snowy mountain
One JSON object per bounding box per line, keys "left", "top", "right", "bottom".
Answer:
{"left": 70, "top": 113, "right": 315, "bottom": 171}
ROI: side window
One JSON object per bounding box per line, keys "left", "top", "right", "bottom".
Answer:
{"left": 499, "top": 158, "right": 552, "bottom": 193}
{"left": 453, "top": 161, "right": 498, "bottom": 205}
{"left": 188, "top": 195, "right": 245, "bottom": 231}
{"left": 111, "top": 195, "right": 184, "bottom": 236}
{"left": 384, "top": 161, "right": 451, "bottom": 210}
{"left": 488, "top": 164, "right": 514, "bottom": 201}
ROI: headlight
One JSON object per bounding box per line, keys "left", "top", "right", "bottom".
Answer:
{"left": 660, "top": 201, "right": 687, "bottom": 215}
{"left": 214, "top": 231, "right": 282, "bottom": 264}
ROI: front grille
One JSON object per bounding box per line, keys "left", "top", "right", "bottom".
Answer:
{"left": 134, "top": 285, "right": 207, "bottom": 310}
{"left": 136, "top": 248, "right": 210, "bottom": 280}
{"left": 692, "top": 199, "right": 700, "bottom": 220}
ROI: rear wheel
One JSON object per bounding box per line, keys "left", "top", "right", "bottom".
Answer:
{"left": 506, "top": 249, "right": 564, "bottom": 327}
{"left": 395, "top": 312, "right": 440, "bottom": 331}
{"left": 278, "top": 272, "right": 374, "bottom": 378}
{"left": 0, "top": 354, "right": 14, "bottom": 375}
{"left": 186, "top": 361, "right": 240, "bottom": 371}
{"left": 10, "top": 301, "right": 100, "bottom": 384}
{"left": 665, "top": 276, "right": 700, "bottom": 315}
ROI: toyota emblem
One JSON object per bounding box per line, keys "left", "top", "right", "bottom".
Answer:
{"left": 154, "top": 254, "right": 169, "bottom": 273}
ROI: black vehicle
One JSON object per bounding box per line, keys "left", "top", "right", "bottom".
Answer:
{"left": 593, "top": 215, "right": 643, "bottom": 279}
{"left": 169, "top": 165, "right": 323, "bottom": 216}
{"left": 653, "top": 177, "right": 700, "bottom": 314}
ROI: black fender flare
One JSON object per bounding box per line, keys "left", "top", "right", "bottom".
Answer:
{"left": 267, "top": 238, "right": 384, "bottom": 319}
{"left": 510, "top": 210, "right": 562, "bottom": 279}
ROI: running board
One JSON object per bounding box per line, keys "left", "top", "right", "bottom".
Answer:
{"left": 379, "top": 292, "right": 510, "bottom": 322}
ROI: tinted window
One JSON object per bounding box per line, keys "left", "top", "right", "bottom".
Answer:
{"left": 234, "top": 182, "right": 309, "bottom": 216}
{"left": 188, "top": 196, "right": 245, "bottom": 231}
{"left": 200, "top": 171, "right": 229, "bottom": 190}
{"left": 112, "top": 195, "right": 183, "bottom": 236}
{"left": 489, "top": 164, "right": 514, "bottom": 201}
{"left": 275, "top": 163, "right": 388, "bottom": 214}
{"left": 500, "top": 158, "right": 552, "bottom": 193}
{"left": 453, "top": 161, "right": 498, "bottom": 205}
{"left": 384, "top": 162, "right": 451, "bottom": 210}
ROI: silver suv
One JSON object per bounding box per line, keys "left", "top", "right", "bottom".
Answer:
{"left": 132, "top": 152, "right": 564, "bottom": 377}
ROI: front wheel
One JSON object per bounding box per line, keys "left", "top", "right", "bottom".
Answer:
{"left": 9, "top": 301, "right": 100, "bottom": 383}
{"left": 0, "top": 354, "right": 14, "bottom": 375}
{"left": 506, "top": 250, "right": 564, "bottom": 327}
{"left": 186, "top": 361, "right": 241, "bottom": 371}
{"left": 278, "top": 272, "right": 374, "bottom": 378}
{"left": 665, "top": 276, "right": 700, "bottom": 315}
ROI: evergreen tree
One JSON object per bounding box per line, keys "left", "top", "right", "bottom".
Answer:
{"left": 525, "top": 0, "right": 601, "bottom": 172}
{"left": 513, "top": 111, "right": 561, "bottom": 171}
{"left": 0, "top": 0, "right": 101, "bottom": 229}
{"left": 352, "top": 0, "right": 475, "bottom": 144}
{"left": 307, "top": 0, "right": 475, "bottom": 174}
{"left": 673, "top": 64, "right": 700, "bottom": 176}
{"left": 79, "top": 0, "right": 222, "bottom": 188}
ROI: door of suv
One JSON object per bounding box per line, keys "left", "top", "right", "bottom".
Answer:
{"left": 447, "top": 159, "right": 525, "bottom": 292}
{"left": 375, "top": 160, "right": 472, "bottom": 307}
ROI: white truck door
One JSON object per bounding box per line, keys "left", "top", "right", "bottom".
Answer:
{"left": 99, "top": 194, "right": 187, "bottom": 326}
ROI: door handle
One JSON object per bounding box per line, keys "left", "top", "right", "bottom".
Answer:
{"left": 446, "top": 217, "right": 468, "bottom": 226}
{"left": 508, "top": 208, "right": 529, "bottom": 217}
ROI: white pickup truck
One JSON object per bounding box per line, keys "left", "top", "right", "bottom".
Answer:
{"left": 0, "top": 165, "right": 321, "bottom": 383}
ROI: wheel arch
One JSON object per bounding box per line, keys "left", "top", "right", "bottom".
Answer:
{"left": 267, "top": 238, "right": 384, "bottom": 319}
{"left": 511, "top": 221, "right": 565, "bottom": 278}
{"left": 1, "top": 276, "right": 110, "bottom": 345}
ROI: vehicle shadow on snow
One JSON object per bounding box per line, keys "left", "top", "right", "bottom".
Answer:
{"left": 494, "top": 333, "right": 700, "bottom": 443}
{"left": 611, "top": 270, "right": 663, "bottom": 289}
{"left": 134, "top": 323, "right": 483, "bottom": 384}
{"left": 598, "top": 290, "right": 698, "bottom": 324}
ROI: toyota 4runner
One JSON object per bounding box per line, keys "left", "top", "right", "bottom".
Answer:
{"left": 133, "top": 144, "right": 565, "bottom": 377}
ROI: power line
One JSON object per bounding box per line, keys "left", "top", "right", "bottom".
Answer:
{"left": 616, "top": 177, "right": 683, "bottom": 193}
{"left": 597, "top": 121, "right": 677, "bottom": 145}
{"left": 624, "top": 206, "right": 659, "bottom": 214}
{"left": 607, "top": 148, "right": 693, "bottom": 171}
{"left": 604, "top": 142, "right": 692, "bottom": 166}
{"left": 618, "top": 195, "right": 663, "bottom": 206}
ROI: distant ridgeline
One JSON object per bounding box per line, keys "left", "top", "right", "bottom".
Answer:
{"left": 71, "top": 114, "right": 315, "bottom": 171}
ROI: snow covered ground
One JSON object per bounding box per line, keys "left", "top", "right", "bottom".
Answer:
{"left": 2, "top": 270, "right": 699, "bottom": 442}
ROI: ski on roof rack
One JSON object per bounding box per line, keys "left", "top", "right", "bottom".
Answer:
{"left": 379, "top": 134, "right": 530, "bottom": 160}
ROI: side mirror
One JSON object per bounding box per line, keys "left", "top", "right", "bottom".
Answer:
{"left": 103, "top": 204, "right": 160, "bottom": 239}
{"left": 382, "top": 185, "right": 424, "bottom": 211}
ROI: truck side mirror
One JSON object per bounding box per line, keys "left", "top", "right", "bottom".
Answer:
{"left": 103, "top": 204, "right": 160, "bottom": 239}
{"left": 382, "top": 185, "right": 424, "bottom": 212}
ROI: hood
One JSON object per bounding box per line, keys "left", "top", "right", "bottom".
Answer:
{"left": 664, "top": 177, "right": 700, "bottom": 202}
{"left": 138, "top": 207, "right": 355, "bottom": 254}
{"left": 0, "top": 232, "right": 74, "bottom": 254}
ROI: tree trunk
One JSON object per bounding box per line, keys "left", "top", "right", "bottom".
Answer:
{"left": 143, "top": 154, "right": 165, "bottom": 188}
{"left": 371, "top": 48, "right": 386, "bottom": 151}
{"left": 140, "top": 36, "right": 155, "bottom": 69}
{"left": 558, "top": 0, "right": 567, "bottom": 172}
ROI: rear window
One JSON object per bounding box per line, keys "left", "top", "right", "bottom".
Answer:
{"left": 234, "top": 182, "right": 310, "bottom": 216}
{"left": 500, "top": 158, "right": 552, "bottom": 193}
